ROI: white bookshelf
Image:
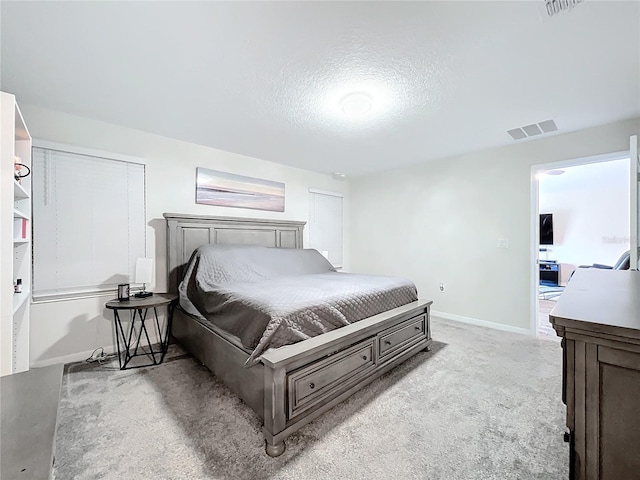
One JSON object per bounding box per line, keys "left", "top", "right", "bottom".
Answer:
{"left": 1, "top": 92, "right": 31, "bottom": 376}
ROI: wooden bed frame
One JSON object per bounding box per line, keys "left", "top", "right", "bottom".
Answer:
{"left": 164, "top": 213, "right": 432, "bottom": 456}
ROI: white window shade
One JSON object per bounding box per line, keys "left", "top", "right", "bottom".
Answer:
{"left": 309, "top": 189, "right": 343, "bottom": 268}
{"left": 32, "top": 147, "right": 145, "bottom": 300}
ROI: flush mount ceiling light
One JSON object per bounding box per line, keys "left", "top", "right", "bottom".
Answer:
{"left": 538, "top": 169, "right": 566, "bottom": 179}
{"left": 319, "top": 81, "right": 394, "bottom": 125}
{"left": 340, "top": 92, "right": 373, "bottom": 116}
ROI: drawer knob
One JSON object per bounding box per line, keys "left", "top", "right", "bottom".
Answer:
{"left": 309, "top": 382, "right": 315, "bottom": 389}
{"left": 415, "top": 326, "right": 421, "bottom": 331}
{"left": 362, "top": 355, "right": 368, "bottom": 361}
{"left": 385, "top": 340, "right": 392, "bottom": 346}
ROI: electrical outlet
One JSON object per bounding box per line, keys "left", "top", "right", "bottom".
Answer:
{"left": 439, "top": 282, "right": 445, "bottom": 292}
{"left": 497, "top": 238, "right": 509, "bottom": 248}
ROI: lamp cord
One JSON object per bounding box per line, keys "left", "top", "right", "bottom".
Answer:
{"left": 85, "top": 347, "right": 117, "bottom": 365}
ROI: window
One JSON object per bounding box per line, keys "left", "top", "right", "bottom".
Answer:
{"left": 308, "top": 189, "right": 343, "bottom": 268}
{"left": 32, "top": 144, "right": 145, "bottom": 301}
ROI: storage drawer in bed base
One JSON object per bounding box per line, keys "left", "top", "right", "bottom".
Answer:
{"left": 287, "top": 339, "right": 375, "bottom": 419}
{"left": 285, "top": 311, "right": 429, "bottom": 422}
{"left": 378, "top": 314, "right": 427, "bottom": 363}
{"left": 267, "top": 324, "right": 432, "bottom": 452}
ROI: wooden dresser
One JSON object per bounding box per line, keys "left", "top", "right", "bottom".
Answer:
{"left": 550, "top": 268, "right": 640, "bottom": 480}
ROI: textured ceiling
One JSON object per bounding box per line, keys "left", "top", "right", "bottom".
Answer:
{"left": 1, "top": 1, "right": 639, "bottom": 177}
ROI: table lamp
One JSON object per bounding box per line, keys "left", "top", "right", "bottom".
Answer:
{"left": 134, "top": 257, "right": 154, "bottom": 298}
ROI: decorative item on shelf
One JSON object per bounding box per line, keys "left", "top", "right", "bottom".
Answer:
{"left": 117, "top": 283, "right": 130, "bottom": 302}
{"left": 13, "top": 156, "right": 30, "bottom": 184}
{"left": 14, "top": 279, "right": 22, "bottom": 294}
{"left": 13, "top": 218, "right": 28, "bottom": 240}
{"left": 133, "top": 257, "right": 154, "bottom": 298}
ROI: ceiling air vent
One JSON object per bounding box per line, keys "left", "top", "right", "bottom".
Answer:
{"left": 545, "top": 0, "right": 585, "bottom": 17}
{"left": 522, "top": 124, "right": 542, "bottom": 137}
{"left": 507, "top": 128, "right": 527, "bottom": 140}
{"left": 538, "top": 119, "right": 558, "bottom": 133}
{"left": 507, "top": 119, "right": 557, "bottom": 141}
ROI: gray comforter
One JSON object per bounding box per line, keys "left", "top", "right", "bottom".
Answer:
{"left": 179, "top": 244, "right": 418, "bottom": 365}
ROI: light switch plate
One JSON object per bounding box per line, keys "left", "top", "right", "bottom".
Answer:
{"left": 497, "top": 238, "right": 509, "bottom": 248}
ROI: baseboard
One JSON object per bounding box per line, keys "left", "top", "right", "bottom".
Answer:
{"left": 30, "top": 346, "right": 117, "bottom": 369}
{"left": 431, "top": 310, "right": 533, "bottom": 336}
{"left": 30, "top": 329, "right": 167, "bottom": 369}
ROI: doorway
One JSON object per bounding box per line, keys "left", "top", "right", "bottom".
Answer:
{"left": 531, "top": 152, "right": 631, "bottom": 338}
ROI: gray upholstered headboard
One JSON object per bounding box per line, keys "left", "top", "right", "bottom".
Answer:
{"left": 163, "top": 213, "right": 306, "bottom": 292}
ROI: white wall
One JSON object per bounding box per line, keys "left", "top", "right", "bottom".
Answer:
{"left": 349, "top": 118, "right": 639, "bottom": 333}
{"left": 21, "top": 104, "right": 350, "bottom": 367}
{"left": 539, "top": 159, "right": 630, "bottom": 274}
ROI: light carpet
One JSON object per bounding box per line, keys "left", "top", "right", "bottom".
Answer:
{"left": 54, "top": 318, "right": 568, "bottom": 480}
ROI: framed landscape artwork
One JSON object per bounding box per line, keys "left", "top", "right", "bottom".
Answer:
{"left": 195, "top": 168, "right": 285, "bottom": 212}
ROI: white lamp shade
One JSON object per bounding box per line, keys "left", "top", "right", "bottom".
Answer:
{"left": 135, "top": 258, "right": 154, "bottom": 285}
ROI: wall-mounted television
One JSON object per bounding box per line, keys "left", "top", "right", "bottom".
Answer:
{"left": 540, "top": 213, "right": 554, "bottom": 245}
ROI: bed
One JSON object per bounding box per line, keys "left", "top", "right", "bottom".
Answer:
{"left": 164, "top": 213, "right": 433, "bottom": 456}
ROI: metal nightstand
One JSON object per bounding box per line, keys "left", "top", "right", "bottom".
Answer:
{"left": 105, "top": 293, "right": 177, "bottom": 370}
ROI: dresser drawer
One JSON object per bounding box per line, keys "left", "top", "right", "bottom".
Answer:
{"left": 288, "top": 339, "right": 375, "bottom": 419}
{"left": 378, "top": 314, "right": 426, "bottom": 361}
